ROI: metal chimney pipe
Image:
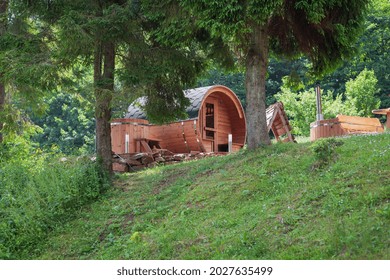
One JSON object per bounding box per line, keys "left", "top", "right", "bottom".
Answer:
{"left": 315, "top": 85, "right": 324, "bottom": 121}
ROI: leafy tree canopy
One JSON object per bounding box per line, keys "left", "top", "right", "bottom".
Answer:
{"left": 182, "top": 0, "right": 369, "bottom": 74}
{"left": 344, "top": 68, "right": 380, "bottom": 117}
{"left": 31, "top": 91, "right": 95, "bottom": 155}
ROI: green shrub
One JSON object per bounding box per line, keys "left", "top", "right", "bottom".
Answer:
{"left": 0, "top": 140, "right": 110, "bottom": 259}
{"left": 344, "top": 68, "right": 381, "bottom": 117}
{"left": 310, "top": 138, "right": 344, "bottom": 168}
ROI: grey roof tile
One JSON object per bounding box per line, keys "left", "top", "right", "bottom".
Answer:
{"left": 125, "top": 86, "right": 213, "bottom": 120}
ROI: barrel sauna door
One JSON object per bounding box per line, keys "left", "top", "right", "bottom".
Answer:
{"left": 202, "top": 97, "right": 218, "bottom": 152}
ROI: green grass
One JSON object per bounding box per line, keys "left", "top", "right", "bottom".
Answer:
{"left": 32, "top": 134, "right": 390, "bottom": 259}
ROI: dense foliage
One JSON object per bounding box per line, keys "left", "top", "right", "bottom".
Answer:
{"left": 183, "top": 0, "right": 370, "bottom": 149}
{"left": 0, "top": 0, "right": 388, "bottom": 262}
{"left": 0, "top": 136, "right": 110, "bottom": 259}
{"left": 31, "top": 92, "right": 95, "bottom": 155}
{"left": 12, "top": 0, "right": 228, "bottom": 172}
{"left": 1, "top": 0, "right": 387, "bottom": 155}
{"left": 344, "top": 69, "right": 381, "bottom": 117}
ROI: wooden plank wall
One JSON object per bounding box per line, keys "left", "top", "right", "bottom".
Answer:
{"left": 207, "top": 94, "right": 233, "bottom": 147}
{"left": 207, "top": 93, "right": 246, "bottom": 146}
{"left": 337, "top": 115, "right": 384, "bottom": 133}
{"left": 310, "top": 115, "right": 384, "bottom": 141}
{"left": 151, "top": 93, "right": 246, "bottom": 154}
{"left": 217, "top": 103, "right": 232, "bottom": 146}
{"left": 111, "top": 119, "right": 152, "bottom": 154}
{"left": 150, "top": 120, "right": 203, "bottom": 153}
{"left": 111, "top": 90, "right": 247, "bottom": 154}
{"left": 111, "top": 123, "right": 123, "bottom": 154}
{"left": 310, "top": 119, "right": 344, "bottom": 141}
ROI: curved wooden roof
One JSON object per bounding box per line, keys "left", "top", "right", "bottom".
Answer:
{"left": 125, "top": 85, "right": 245, "bottom": 121}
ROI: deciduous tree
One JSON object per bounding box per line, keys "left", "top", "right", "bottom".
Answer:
{"left": 344, "top": 68, "right": 380, "bottom": 117}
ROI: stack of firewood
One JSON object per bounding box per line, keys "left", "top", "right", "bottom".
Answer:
{"left": 112, "top": 149, "right": 218, "bottom": 172}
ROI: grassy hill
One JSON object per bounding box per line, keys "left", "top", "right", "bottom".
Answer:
{"left": 36, "top": 134, "right": 389, "bottom": 260}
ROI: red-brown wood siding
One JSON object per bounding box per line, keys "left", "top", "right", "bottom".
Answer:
{"left": 111, "top": 85, "right": 246, "bottom": 154}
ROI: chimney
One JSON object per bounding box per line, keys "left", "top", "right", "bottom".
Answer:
{"left": 315, "top": 85, "right": 324, "bottom": 121}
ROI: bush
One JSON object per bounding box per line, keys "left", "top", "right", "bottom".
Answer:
{"left": 0, "top": 140, "right": 110, "bottom": 259}
{"left": 344, "top": 68, "right": 381, "bottom": 117}
{"left": 310, "top": 138, "right": 344, "bottom": 168}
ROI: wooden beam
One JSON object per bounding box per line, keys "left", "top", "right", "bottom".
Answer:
{"left": 139, "top": 140, "right": 152, "bottom": 153}
{"left": 277, "top": 107, "right": 295, "bottom": 142}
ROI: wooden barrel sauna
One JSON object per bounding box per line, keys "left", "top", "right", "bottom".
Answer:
{"left": 111, "top": 85, "right": 247, "bottom": 154}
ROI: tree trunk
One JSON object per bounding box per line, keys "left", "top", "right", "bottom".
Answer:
{"left": 94, "top": 41, "right": 115, "bottom": 174}
{"left": 245, "top": 24, "right": 271, "bottom": 149}
{"left": 0, "top": 82, "right": 5, "bottom": 143}
{"left": 0, "top": 0, "right": 8, "bottom": 144}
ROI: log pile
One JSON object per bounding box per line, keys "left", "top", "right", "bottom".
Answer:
{"left": 112, "top": 149, "right": 219, "bottom": 172}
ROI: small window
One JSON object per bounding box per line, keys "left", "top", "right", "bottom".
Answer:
{"left": 205, "top": 103, "right": 214, "bottom": 128}
{"left": 204, "top": 103, "right": 215, "bottom": 139}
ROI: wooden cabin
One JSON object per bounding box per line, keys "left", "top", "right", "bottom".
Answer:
{"left": 111, "top": 85, "right": 247, "bottom": 154}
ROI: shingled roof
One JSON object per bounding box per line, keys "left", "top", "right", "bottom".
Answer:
{"left": 125, "top": 86, "right": 213, "bottom": 120}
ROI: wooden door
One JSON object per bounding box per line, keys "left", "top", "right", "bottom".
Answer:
{"left": 202, "top": 97, "right": 218, "bottom": 152}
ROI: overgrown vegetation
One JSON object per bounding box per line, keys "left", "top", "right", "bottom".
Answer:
{"left": 27, "top": 133, "right": 389, "bottom": 260}
{"left": 0, "top": 136, "right": 110, "bottom": 259}
{"left": 343, "top": 68, "right": 381, "bottom": 117}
